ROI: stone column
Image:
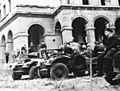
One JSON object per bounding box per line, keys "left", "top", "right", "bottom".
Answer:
{"left": 61, "top": 0, "right": 67, "bottom": 4}
{"left": 6, "top": 0, "right": 10, "bottom": 15}
{"left": 6, "top": 40, "right": 13, "bottom": 63}
{"left": 13, "top": 33, "right": 28, "bottom": 52}
{"left": 73, "top": 0, "right": 82, "bottom": 5}
{"left": 0, "top": 44, "right": 6, "bottom": 64}
{"left": 79, "top": 0, "right": 83, "bottom": 5}
{"left": 105, "top": 0, "right": 111, "bottom": 6}
{"left": 62, "top": 27, "right": 73, "bottom": 43}
{"left": 0, "top": 44, "right": 5, "bottom": 69}
{"left": 0, "top": 44, "right": 3, "bottom": 64}
{"left": 6, "top": 40, "right": 13, "bottom": 53}
{"left": 1, "top": 5, "right": 4, "bottom": 19}
{"left": 89, "top": 0, "right": 93, "bottom": 5}
{"left": 91, "top": 0, "right": 102, "bottom": 6}
{"left": 111, "top": 0, "right": 119, "bottom": 6}
{"left": 85, "top": 24, "right": 95, "bottom": 50}
{"left": 71, "top": 0, "right": 82, "bottom": 5}
{"left": 89, "top": 0, "right": 98, "bottom": 6}
{"left": 98, "top": 0, "right": 102, "bottom": 5}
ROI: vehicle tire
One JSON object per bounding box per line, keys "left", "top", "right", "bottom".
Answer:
{"left": 71, "top": 54, "right": 87, "bottom": 71}
{"left": 38, "top": 68, "right": 49, "bottom": 78}
{"left": 37, "top": 68, "right": 42, "bottom": 78}
{"left": 50, "top": 63, "right": 69, "bottom": 80}
{"left": 12, "top": 71, "right": 22, "bottom": 80}
{"left": 105, "top": 69, "right": 120, "bottom": 85}
{"left": 29, "top": 66, "right": 38, "bottom": 79}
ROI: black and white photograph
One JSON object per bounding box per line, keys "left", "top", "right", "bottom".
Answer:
{"left": 0, "top": 0, "right": 120, "bottom": 91}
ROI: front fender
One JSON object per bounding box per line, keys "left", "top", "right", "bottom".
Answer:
{"left": 22, "top": 61, "right": 33, "bottom": 68}
{"left": 50, "top": 55, "right": 71, "bottom": 65}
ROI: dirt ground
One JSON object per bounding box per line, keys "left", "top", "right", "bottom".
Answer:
{"left": 0, "top": 70, "right": 120, "bottom": 91}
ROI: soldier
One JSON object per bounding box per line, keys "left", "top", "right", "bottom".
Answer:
{"left": 69, "top": 39, "right": 81, "bottom": 54}
{"left": 28, "top": 42, "right": 35, "bottom": 53}
{"left": 21, "top": 44, "right": 27, "bottom": 54}
{"left": 95, "top": 28, "right": 120, "bottom": 77}
{"left": 112, "top": 49, "right": 120, "bottom": 80}
{"left": 38, "top": 41, "right": 47, "bottom": 58}
{"left": 92, "top": 41, "right": 105, "bottom": 57}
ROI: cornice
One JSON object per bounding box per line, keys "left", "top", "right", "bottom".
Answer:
{"left": 16, "top": 4, "right": 54, "bottom": 9}
{"left": 0, "top": 6, "right": 54, "bottom": 31}
{"left": 53, "top": 5, "right": 120, "bottom": 16}
{"left": 13, "top": 32, "right": 28, "bottom": 40}
{"left": 1, "top": 4, "right": 120, "bottom": 31}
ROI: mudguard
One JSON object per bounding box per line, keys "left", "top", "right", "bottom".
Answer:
{"left": 71, "top": 53, "right": 87, "bottom": 71}
{"left": 46, "top": 55, "right": 71, "bottom": 65}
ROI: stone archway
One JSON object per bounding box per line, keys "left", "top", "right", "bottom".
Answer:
{"left": 115, "top": 18, "right": 120, "bottom": 38}
{"left": 55, "top": 21, "right": 63, "bottom": 47}
{"left": 28, "top": 24, "right": 45, "bottom": 52}
{"left": 1, "top": 35, "right": 6, "bottom": 63}
{"left": 72, "top": 17, "right": 88, "bottom": 44}
{"left": 94, "top": 17, "right": 109, "bottom": 44}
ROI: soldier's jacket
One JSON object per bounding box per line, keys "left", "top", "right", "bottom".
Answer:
{"left": 105, "top": 35, "right": 120, "bottom": 51}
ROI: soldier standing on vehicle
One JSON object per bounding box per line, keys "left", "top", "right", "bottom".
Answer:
{"left": 21, "top": 44, "right": 27, "bottom": 54}
{"left": 29, "top": 42, "right": 35, "bottom": 53}
{"left": 69, "top": 39, "right": 81, "bottom": 54}
{"left": 63, "top": 43, "right": 73, "bottom": 55}
{"left": 16, "top": 49, "right": 20, "bottom": 57}
{"left": 39, "top": 41, "right": 47, "bottom": 58}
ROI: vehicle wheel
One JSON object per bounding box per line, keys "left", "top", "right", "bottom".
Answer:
{"left": 29, "top": 66, "right": 38, "bottom": 79}
{"left": 12, "top": 71, "right": 22, "bottom": 80}
{"left": 38, "top": 68, "right": 49, "bottom": 78}
{"left": 37, "top": 68, "right": 42, "bottom": 78}
{"left": 74, "top": 71, "right": 85, "bottom": 77}
{"left": 72, "top": 54, "right": 87, "bottom": 71}
{"left": 105, "top": 71, "right": 120, "bottom": 85}
{"left": 50, "top": 63, "right": 69, "bottom": 80}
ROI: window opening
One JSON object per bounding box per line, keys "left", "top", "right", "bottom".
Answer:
{"left": 118, "top": 0, "right": 120, "bottom": 5}
{"left": 83, "top": 0, "right": 89, "bottom": 5}
{"left": 101, "top": 0, "right": 105, "bottom": 5}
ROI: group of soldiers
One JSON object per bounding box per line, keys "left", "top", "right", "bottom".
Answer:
{"left": 92, "top": 28, "right": 120, "bottom": 80}
{"left": 59, "top": 28, "right": 120, "bottom": 80}
{"left": 12, "top": 28, "right": 120, "bottom": 80}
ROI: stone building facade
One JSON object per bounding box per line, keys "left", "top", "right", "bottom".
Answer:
{"left": 0, "top": 0, "right": 120, "bottom": 66}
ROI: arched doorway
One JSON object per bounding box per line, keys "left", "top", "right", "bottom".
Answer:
{"left": 1, "top": 35, "right": 6, "bottom": 63}
{"left": 94, "top": 17, "right": 109, "bottom": 44}
{"left": 72, "top": 17, "right": 87, "bottom": 44}
{"left": 7, "top": 30, "right": 13, "bottom": 53}
{"left": 28, "top": 24, "right": 45, "bottom": 52}
{"left": 55, "top": 21, "right": 63, "bottom": 47}
{"left": 115, "top": 18, "right": 120, "bottom": 38}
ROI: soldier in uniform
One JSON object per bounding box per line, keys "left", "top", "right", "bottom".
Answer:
{"left": 95, "top": 28, "right": 120, "bottom": 77}
{"left": 38, "top": 41, "right": 47, "bottom": 58}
